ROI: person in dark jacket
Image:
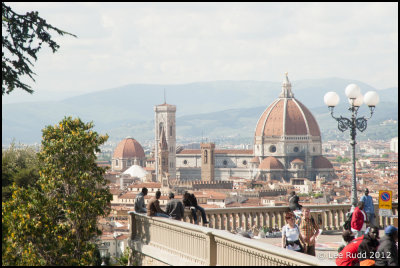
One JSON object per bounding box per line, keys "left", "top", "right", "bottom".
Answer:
{"left": 183, "top": 191, "right": 209, "bottom": 224}
{"left": 288, "top": 191, "right": 302, "bottom": 211}
{"left": 357, "top": 226, "right": 380, "bottom": 263}
{"left": 166, "top": 192, "right": 184, "bottom": 220}
{"left": 375, "top": 225, "right": 398, "bottom": 266}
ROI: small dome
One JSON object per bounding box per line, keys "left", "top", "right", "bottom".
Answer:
{"left": 122, "top": 165, "right": 148, "bottom": 178}
{"left": 291, "top": 158, "right": 304, "bottom": 163}
{"left": 313, "top": 156, "right": 333, "bottom": 169}
{"left": 259, "top": 156, "right": 284, "bottom": 170}
{"left": 113, "top": 138, "right": 145, "bottom": 158}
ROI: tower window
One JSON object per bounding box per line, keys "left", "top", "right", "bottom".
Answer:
{"left": 170, "top": 126, "right": 173, "bottom": 136}
{"left": 204, "top": 150, "right": 208, "bottom": 164}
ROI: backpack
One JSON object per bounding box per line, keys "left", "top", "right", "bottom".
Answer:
{"left": 343, "top": 212, "right": 353, "bottom": 230}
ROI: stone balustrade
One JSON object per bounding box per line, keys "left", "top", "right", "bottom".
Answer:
{"left": 129, "top": 204, "right": 397, "bottom": 266}
{"left": 129, "top": 211, "right": 335, "bottom": 266}
{"left": 183, "top": 203, "right": 398, "bottom": 232}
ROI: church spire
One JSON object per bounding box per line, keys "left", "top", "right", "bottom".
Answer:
{"left": 279, "top": 72, "right": 294, "bottom": 98}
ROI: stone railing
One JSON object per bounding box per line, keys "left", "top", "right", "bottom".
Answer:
{"left": 129, "top": 211, "right": 335, "bottom": 266}
{"left": 183, "top": 203, "right": 398, "bottom": 232}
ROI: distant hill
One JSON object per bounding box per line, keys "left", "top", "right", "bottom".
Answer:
{"left": 2, "top": 78, "right": 397, "bottom": 145}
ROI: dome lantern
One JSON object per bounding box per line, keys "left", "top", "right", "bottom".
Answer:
{"left": 279, "top": 72, "right": 294, "bottom": 98}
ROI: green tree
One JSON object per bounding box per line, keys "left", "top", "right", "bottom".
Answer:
{"left": 2, "top": 3, "right": 76, "bottom": 95}
{"left": 2, "top": 117, "right": 112, "bottom": 265}
{"left": 115, "top": 247, "right": 130, "bottom": 266}
{"left": 2, "top": 142, "right": 40, "bottom": 201}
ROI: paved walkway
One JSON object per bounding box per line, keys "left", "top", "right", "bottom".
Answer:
{"left": 253, "top": 230, "right": 386, "bottom": 262}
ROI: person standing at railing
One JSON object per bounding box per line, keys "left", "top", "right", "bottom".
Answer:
{"left": 351, "top": 201, "right": 367, "bottom": 238}
{"left": 183, "top": 191, "right": 209, "bottom": 225}
{"left": 147, "top": 190, "right": 169, "bottom": 218}
{"left": 360, "top": 188, "right": 376, "bottom": 228}
{"left": 166, "top": 192, "right": 184, "bottom": 220}
{"left": 282, "top": 212, "right": 305, "bottom": 253}
{"left": 296, "top": 207, "right": 319, "bottom": 256}
{"left": 134, "top": 187, "right": 148, "bottom": 213}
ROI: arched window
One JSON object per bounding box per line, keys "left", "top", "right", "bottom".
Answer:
{"left": 204, "top": 150, "right": 208, "bottom": 164}
{"left": 159, "top": 122, "right": 164, "bottom": 136}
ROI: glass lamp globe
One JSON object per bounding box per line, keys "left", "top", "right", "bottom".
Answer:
{"left": 345, "top": 84, "right": 361, "bottom": 99}
{"left": 348, "top": 93, "right": 363, "bottom": 107}
{"left": 324, "top": 91, "right": 340, "bottom": 107}
{"left": 364, "top": 91, "right": 379, "bottom": 107}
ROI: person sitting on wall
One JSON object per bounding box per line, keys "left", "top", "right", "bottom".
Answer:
{"left": 183, "top": 191, "right": 209, "bottom": 225}
{"left": 147, "top": 190, "right": 169, "bottom": 218}
{"left": 166, "top": 192, "right": 184, "bottom": 221}
{"left": 134, "top": 187, "right": 148, "bottom": 213}
{"left": 288, "top": 191, "right": 302, "bottom": 212}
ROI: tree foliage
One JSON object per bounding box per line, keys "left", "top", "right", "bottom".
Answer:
{"left": 2, "top": 117, "right": 112, "bottom": 265}
{"left": 2, "top": 3, "right": 76, "bottom": 95}
{"left": 2, "top": 142, "right": 40, "bottom": 201}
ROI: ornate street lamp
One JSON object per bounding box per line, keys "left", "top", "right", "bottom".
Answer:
{"left": 324, "top": 84, "right": 379, "bottom": 209}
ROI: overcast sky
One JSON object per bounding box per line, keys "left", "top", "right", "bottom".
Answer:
{"left": 3, "top": 2, "right": 398, "bottom": 104}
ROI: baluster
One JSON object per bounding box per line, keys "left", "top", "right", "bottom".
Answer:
{"left": 267, "top": 212, "right": 273, "bottom": 228}
{"left": 279, "top": 212, "right": 285, "bottom": 229}
{"left": 261, "top": 212, "right": 267, "bottom": 228}
{"left": 231, "top": 213, "right": 237, "bottom": 231}
{"left": 220, "top": 214, "right": 225, "bottom": 230}
{"left": 256, "top": 212, "right": 261, "bottom": 229}
{"left": 323, "top": 210, "right": 328, "bottom": 231}
{"left": 244, "top": 213, "right": 249, "bottom": 231}
{"left": 250, "top": 212, "right": 255, "bottom": 229}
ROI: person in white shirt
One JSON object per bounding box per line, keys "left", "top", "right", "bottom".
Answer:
{"left": 282, "top": 212, "right": 305, "bottom": 252}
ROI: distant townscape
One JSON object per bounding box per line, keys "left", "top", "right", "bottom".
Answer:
{"left": 78, "top": 75, "right": 397, "bottom": 260}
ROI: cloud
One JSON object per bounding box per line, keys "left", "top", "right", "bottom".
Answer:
{"left": 2, "top": 2, "right": 397, "bottom": 105}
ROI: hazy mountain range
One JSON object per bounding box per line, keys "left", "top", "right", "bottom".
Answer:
{"left": 2, "top": 78, "right": 398, "bottom": 145}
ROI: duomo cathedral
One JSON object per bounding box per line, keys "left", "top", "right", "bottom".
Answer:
{"left": 110, "top": 74, "right": 335, "bottom": 186}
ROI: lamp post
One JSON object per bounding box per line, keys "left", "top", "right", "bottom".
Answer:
{"left": 324, "top": 84, "right": 379, "bottom": 209}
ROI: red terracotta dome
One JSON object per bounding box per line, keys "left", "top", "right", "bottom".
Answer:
{"left": 255, "top": 74, "right": 320, "bottom": 138}
{"left": 291, "top": 158, "right": 304, "bottom": 163}
{"left": 259, "top": 156, "right": 284, "bottom": 170}
{"left": 113, "top": 138, "right": 145, "bottom": 158}
{"left": 255, "top": 98, "right": 321, "bottom": 137}
{"left": 313, "top": 156, "right": 333, "bottom": 169}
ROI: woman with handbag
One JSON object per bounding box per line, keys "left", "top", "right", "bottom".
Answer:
{"left": 282, "top": 212, "right": 305, "bottom": 253}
